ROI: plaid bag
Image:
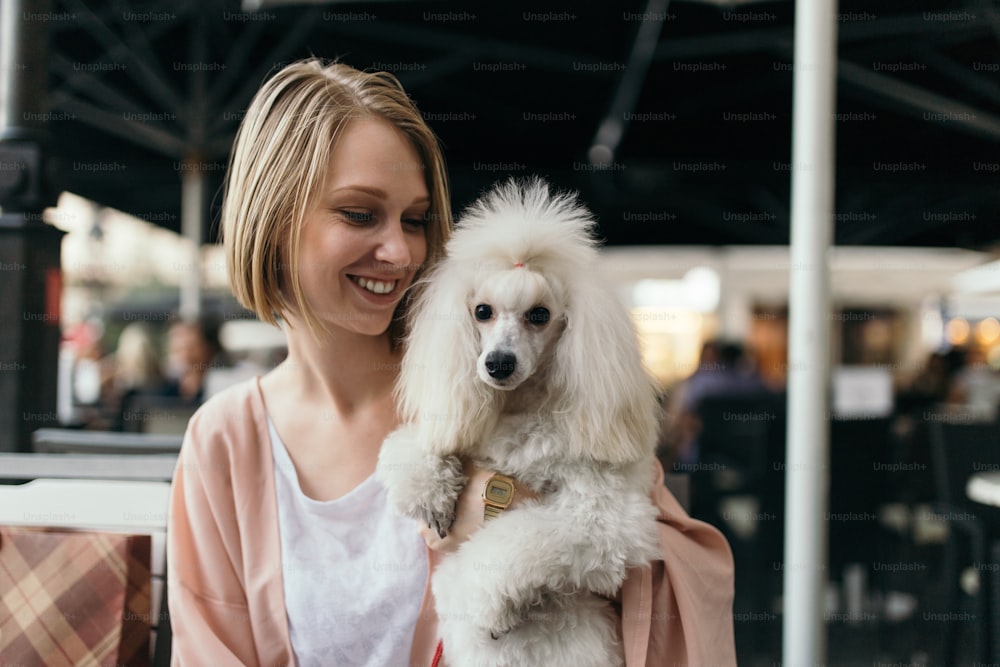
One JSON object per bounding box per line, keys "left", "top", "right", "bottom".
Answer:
{"left": 0, "top": 526, "right": 152, "bottom": 667}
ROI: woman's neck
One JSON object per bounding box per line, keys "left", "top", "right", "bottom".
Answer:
{"left": 277, "top": 320, "right": 401, "bottom": 418}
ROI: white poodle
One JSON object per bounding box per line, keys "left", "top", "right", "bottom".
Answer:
{"left": 377, "top": 178, "right": 662, "bottom": 667}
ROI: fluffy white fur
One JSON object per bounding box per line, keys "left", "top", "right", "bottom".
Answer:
{"left": 377, "top": 178, "right": 663, "bottom": 667}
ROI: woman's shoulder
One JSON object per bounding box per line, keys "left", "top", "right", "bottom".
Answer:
{"left": 182, "top": 376, "right": 267, "bottom": 465}
{"left": 193, "top": 375, "right": 262, "bottom": 418}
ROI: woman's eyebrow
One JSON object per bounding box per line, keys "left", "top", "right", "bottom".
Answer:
{"left": 331, "top": 185, "right": 387, "bottom": 198}
{"left": 331, "top": 186, "right": 429, "bottom": 207}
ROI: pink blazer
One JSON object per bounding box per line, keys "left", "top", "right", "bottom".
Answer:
{"left": 167, "top": 378, "right": 736, "bottom": 666}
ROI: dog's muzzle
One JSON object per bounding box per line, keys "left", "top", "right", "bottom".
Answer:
{"left": 484, "top": 351, "right": 517, "bottom": 380}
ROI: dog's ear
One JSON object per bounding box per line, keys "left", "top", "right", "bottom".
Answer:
{"left": 551, "top": 273, "right": 660, "bottom": 464}
{"left": 398, "top": 260, "right": 493, "bottom": 457}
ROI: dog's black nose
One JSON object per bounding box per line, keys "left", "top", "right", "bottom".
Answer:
{"left": 485, "top": 352, "right": 517, "bottom": 380}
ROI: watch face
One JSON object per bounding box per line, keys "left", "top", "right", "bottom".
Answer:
{"left": 484, "top": 479, "right": 514, "bottom": 505}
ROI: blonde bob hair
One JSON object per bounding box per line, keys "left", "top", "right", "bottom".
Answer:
{"left": 222, "top": 58, "right": 452, "bottom": 345}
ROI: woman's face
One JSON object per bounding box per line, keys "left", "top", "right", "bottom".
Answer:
{"left": 291, "top": 117, "right": 430, "bottom": 339}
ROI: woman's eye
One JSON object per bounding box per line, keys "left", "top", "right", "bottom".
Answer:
{"left": 403, "top": 216, "right": 429, "bottom": 229}
{"left": 474, "top": 304, "right": 493, "bottom": 321}
{"left": 340, "top": 210, "right": 373, "bottom": 224}
{"left": 525, "top": 307, "right": 550, "bottom": 325}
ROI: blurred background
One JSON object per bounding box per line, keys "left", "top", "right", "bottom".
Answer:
{"left": 2, "top": 0, "right": 1000, "bottom": 664}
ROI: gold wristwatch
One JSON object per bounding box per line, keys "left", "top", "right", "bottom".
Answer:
{"left": 482, "top": 473, "right": 516, "bottom": 520}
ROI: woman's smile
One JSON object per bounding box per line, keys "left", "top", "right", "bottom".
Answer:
{"left": 346, "top": 273, "right": 403, "bottom": 304}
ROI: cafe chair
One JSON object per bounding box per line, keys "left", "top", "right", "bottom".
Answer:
{"left": 928, "top": 417, "right": 1000, "bottom": 665}
{"left": 694, "top": 394, "right": 786, "bottom": 655}
{"left": 828, "top": 417, "right": 893, "bottom": 597}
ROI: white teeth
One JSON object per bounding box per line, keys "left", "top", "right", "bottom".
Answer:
{"left": 352, "top": 276, "right": 396, "bottom": 295}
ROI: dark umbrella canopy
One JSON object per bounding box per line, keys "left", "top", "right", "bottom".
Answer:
{"left": 42, "top": 0, "right": 1000, "bottom": 248}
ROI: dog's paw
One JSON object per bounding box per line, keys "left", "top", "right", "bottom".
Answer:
{"left": 476, "top": 588, "right": 532, "bottom": 639}
{"left": 435, "top": 557, "right": 528, "bottom": 637}
{"left": 418, "top": 454, "right": 465, "bottom": 538}
{"left": 486, "top": 599, "right": 526, "bottom": 639}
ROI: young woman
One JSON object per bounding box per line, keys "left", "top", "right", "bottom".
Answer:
{"left": 167, "top": 58, "right": 737, "bottom": 667}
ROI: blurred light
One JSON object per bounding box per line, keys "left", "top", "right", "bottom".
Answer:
{"left": 219, "top": 319, "right": 288, "bottom": 352}
{"left": 588, "top": 143, "right": 613, "bottom": 165}
{"left": 631, "top": 279, "right": 674, "bottom": 308}
{"left": 952, "top": 260, "right": 1000, "bottom": 294}
{"left": 683, "top": 267, "right": 721, "bottom": 312}
{"left": 920, "top": 299, "right": 944, "bottom": 351}
{"left": 975, "top": 317, "right": 1000, "bottom": 345}
{"left": 631, "top": 267, "right": 720, "bottom": 313}
{"left": 631, "top": 308, "right": 705, "bottom": 387}
{"left": 946, "top": 317, "right": 970, "bottom": 346}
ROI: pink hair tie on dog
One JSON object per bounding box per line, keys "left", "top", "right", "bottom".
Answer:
{"left": 514, "top": 262, "right": 525, "bottom": 268}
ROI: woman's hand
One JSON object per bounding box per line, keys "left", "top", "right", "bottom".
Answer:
{"left": 419, "top": 461, "right": 537, "bottom": 553}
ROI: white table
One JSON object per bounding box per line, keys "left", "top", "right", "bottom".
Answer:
{"left": 967, "top": 472, "right": 1000, "bottom": 508}
{"left": 0, "top": 452, "right": 177, "bottom": 480}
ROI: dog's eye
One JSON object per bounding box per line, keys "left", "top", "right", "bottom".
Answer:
{"left": 525, "top": 307, "right": 550, "bottom": 325}
{"left": 474, "top": 304, "right": 493, "bottom": 321}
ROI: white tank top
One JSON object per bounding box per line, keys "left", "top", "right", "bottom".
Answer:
{"left": 269, "top": 418, "right": 428, "bottom": 666}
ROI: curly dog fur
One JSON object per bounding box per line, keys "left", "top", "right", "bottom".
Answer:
{"left": 377, "top": 178, "right": 662, "bottom": 667}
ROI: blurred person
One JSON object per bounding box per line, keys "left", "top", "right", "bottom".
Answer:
{"left": 948, "top": 346, "right": 1000, "bottom": 420}
{"left": 908, "top": 351, "right": 953, "bottom": 402}
{"left": 165, "top": 318, "right": 226, "bottom": 403}
{"left": 659, "top": 340, "right": 770, "bottom": 468}
{"left": 890, "top": 349, "right": 969, "bottom": 505}
{"left": 896, "top": 349, "right": 967, "bottom": 415}
{"left": 57, "top": 319, "right": 113, "bottom": 428}
{"left": 167, "top": 58, "right": 735, "bottom": 667}
{"left": 106, "top": 322, "right": 172, "bottom": 430}
{"left": 678, "top": 342, "right": 767, "bottom": 410}
{"left": 113, "top": 323, "right": 168, "bottom": 393}
{"left": 658, "top": 340, "right": 719, "bottom": 466}
{"left": 67, "top": 320, "right": 109, "bottom": 405}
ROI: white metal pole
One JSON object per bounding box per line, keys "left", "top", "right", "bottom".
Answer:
{"left": 179, "top": 159, "right": 204, "bottom": 322}
{"left": 783, "top": 0, "right": 838, "bottom": 664}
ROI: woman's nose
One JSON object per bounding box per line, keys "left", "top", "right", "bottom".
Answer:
{"left": 373, "top": 220, "right": 415, "bottom": 270}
